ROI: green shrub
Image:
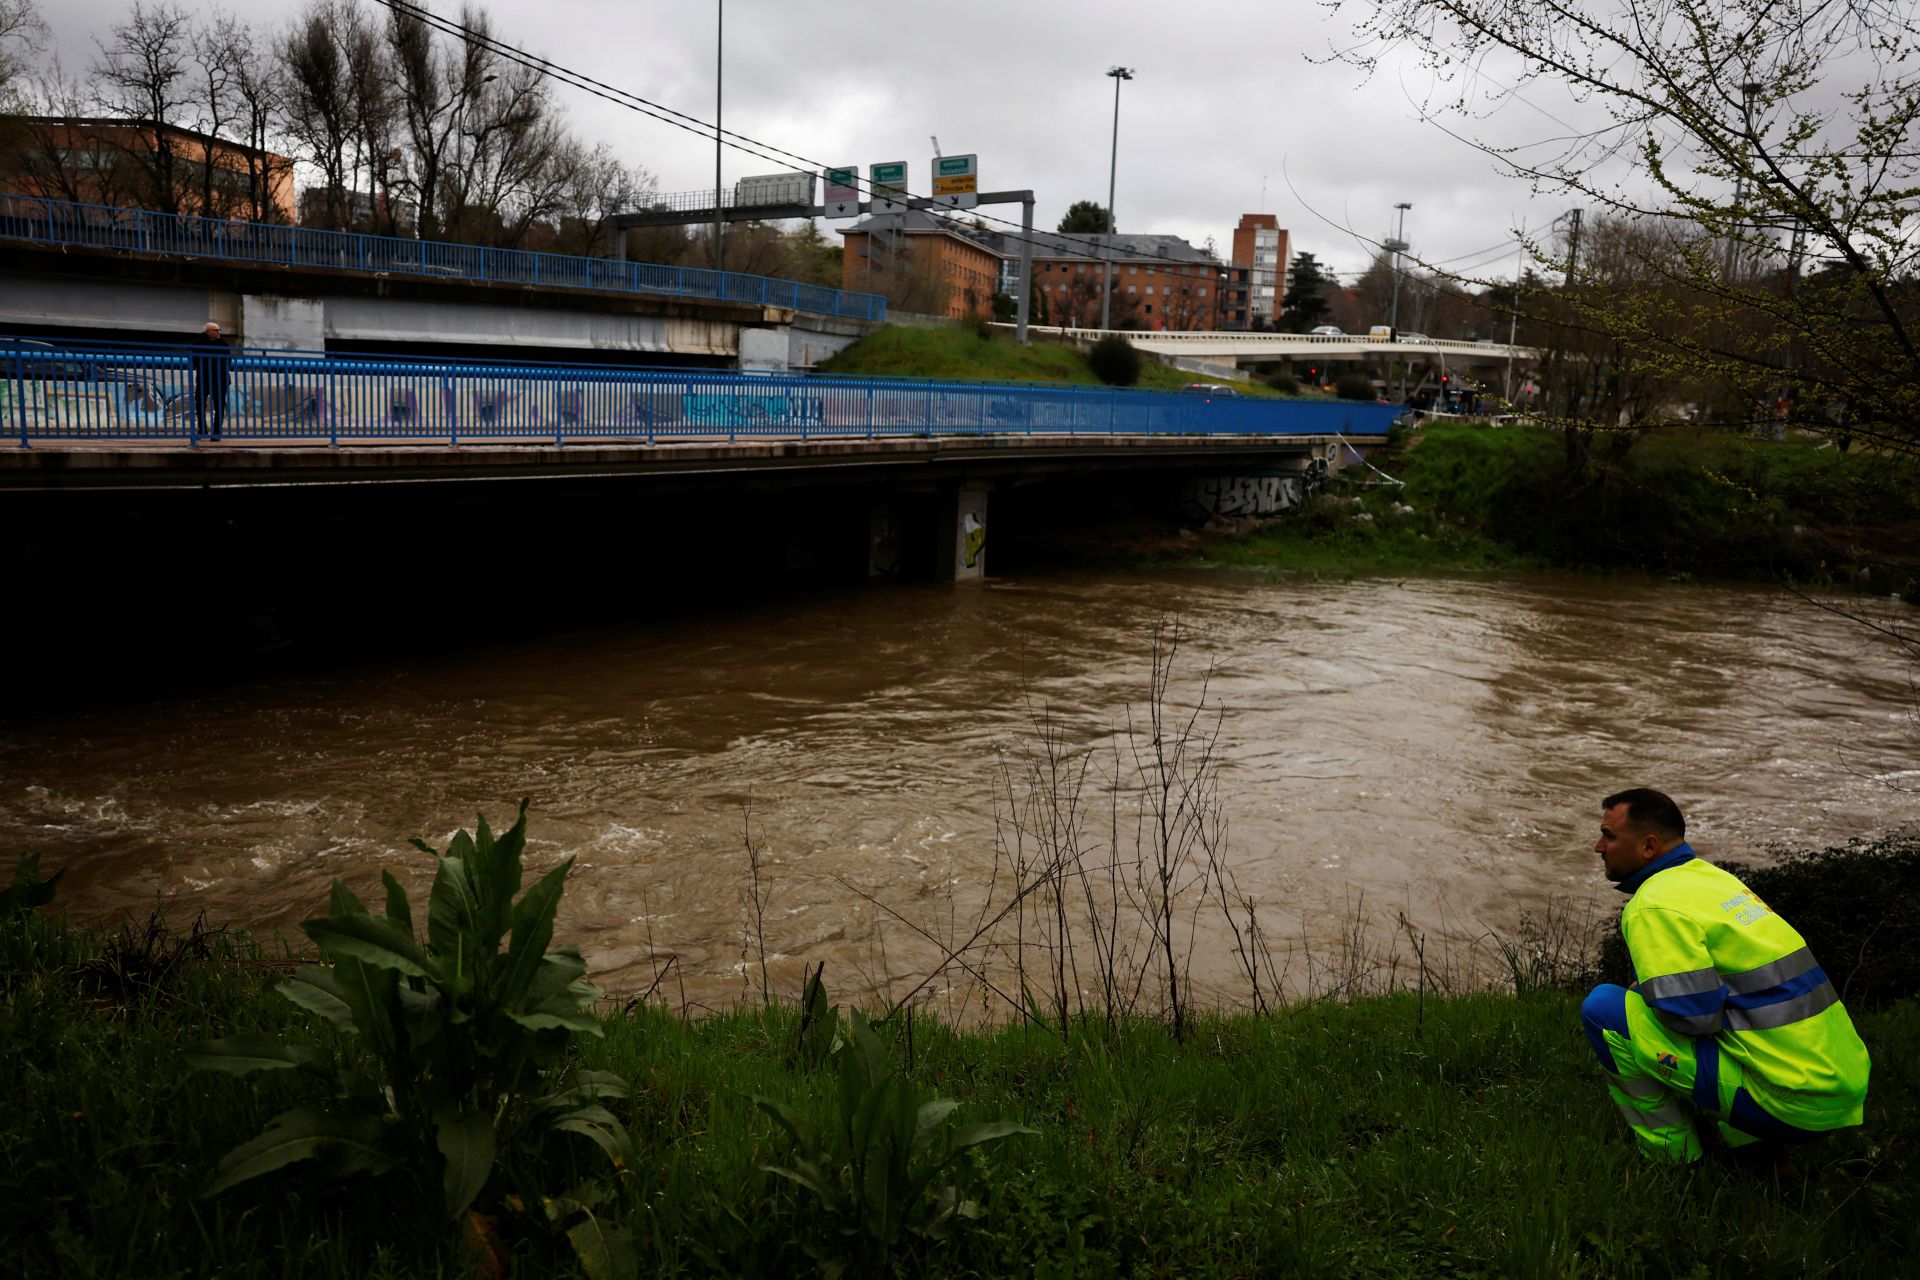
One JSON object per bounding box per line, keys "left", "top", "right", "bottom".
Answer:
{"left": 1087, "top": 334, "right": 1141, "bottom": 386}
{"left": 755, "top": 1007, "right": 1034, "bottom": 1274}
{"left": 189, "top": 802, "right": 633, "bottom": 1275}
{"left": 1595, "top": 833, "right": 1920, "bottom": 1006}
{"left": 1335, "top": 372, "right": 1377, "bottom": 401}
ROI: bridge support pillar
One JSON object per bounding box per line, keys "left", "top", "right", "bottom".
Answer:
{"left": 936, "top": 482, "right": 989, "bottom": 583}
{"left": 240, "top": 295, "right": 325, "bottom": 351}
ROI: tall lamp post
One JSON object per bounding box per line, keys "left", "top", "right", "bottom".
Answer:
{"left": 1385, "top": 200, "right": 1411, "bottom": 398}
{"left": 713, "top": 0, "right": 724, "bottom": 271}
{"left": 1099, "top": 66, "right": 1133, "bottom": 331}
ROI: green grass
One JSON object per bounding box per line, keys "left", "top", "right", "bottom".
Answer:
{"left": 817, "top": 324, "right": 1292, "bottom": 395}
{"left": 5, "top": 904, "right": 1915, "bottom": 1277}
{"left": 1172, "top": 420, "right": 1920, "bottom": 584}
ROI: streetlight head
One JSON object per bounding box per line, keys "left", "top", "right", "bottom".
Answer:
{"left": 1395, "top": 201, "right": 1413, "bottom": 211}
{"left": 1107, "top": 66, "right": 1134, "bottom": 80}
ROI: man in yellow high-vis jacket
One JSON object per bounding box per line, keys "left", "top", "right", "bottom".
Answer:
{"left": 1582, "top": 788, "right": 1870, "bottom": 1165}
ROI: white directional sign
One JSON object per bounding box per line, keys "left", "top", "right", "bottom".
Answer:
{"left": 870, "top": 161, "right": 909, "bottom": 214}
{"left": 823, "top": 166, "right": 861, "bottom": 218}
{"left": 931, "top": 154, "right": 978, "bottom": 209}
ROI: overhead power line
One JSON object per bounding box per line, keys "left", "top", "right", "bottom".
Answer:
{"left": 368, "top": 0, "right": 1218, "bottom": 271}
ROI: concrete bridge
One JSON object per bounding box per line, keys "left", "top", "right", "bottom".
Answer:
{"left": 0, "top": 194, "right": 877, "bottom": 371}
{"left": 1012, "top": 324, "right": 1539, "bottom": 377}
{"left": 2, "top": 337, "right": 1400, "bottom": 582}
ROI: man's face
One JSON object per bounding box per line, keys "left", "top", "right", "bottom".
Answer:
{"left": 1596, "top": 803, "right": 1661, "bottom": 882}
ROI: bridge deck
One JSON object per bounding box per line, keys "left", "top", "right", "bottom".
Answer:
{"left": 0, "top": 431, "right": 1363, "bottom": 490}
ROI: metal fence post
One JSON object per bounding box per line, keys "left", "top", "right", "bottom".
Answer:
{"left": 10, "top": 339, "right": 28, "bottom": 449}
{"left": 443, "top": 372, "right": 458, "bottom": 445}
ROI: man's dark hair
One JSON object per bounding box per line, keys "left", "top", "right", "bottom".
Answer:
{"left": 1603, "top": 788, "right": 1686, "bottom": 841}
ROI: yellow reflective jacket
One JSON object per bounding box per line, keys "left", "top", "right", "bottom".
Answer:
{"left": 1619, "top": 846, "right": 1869, "bottom": 1130}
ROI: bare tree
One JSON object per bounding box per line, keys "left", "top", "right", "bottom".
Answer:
{"left": 186, "top": 15, "right": 242, "bottom": 217}
{"left": 227, "top": 25, "right": 287, "bottom": 223}
{"left": 1336, "top": 0, "right": 1920, "bottom": 454}
{"left": 386, "top": 1, "right": 509, "bottom": 241}
{"left": 90, "top": 1, "right": 193, "bottom": 215}
{"left": 0, "top": 0, "right": 46, "bottom": 106}
{"left": 545, "top": 141, "right": 655, "bottom": 257}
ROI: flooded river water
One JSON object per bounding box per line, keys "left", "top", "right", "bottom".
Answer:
{"left": 5, "top": 570, "right": 1916, "bottom": 1011}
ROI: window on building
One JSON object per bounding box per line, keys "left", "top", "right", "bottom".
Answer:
{"left": 1145, "top": 285, "right": 1155, "bottom": 295}
{"left": 1144, "top": 304, "right": 1154, "bottom": 314}
{"left": 1127, "top": 284, "right": 1137, "bottom": 293}
{"left": 1128, "top": 266, "right": 1138, "bottom": 276}
{"left": 1198, "top": 287, "right": 1208, "bottom": 297}
{"left": 1077, "top": 263, "right": 1087, "bottom": 273}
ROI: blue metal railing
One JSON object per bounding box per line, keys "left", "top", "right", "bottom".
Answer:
{"left": 4, "top": 337, "right": 1403, "bottom": 447}
{"left": 0, "top": 193, "right": 888, "bottom": 322}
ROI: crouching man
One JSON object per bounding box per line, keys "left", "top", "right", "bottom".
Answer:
{"left": 1582, "top": 788, "right": 1869, "bottom": 1165}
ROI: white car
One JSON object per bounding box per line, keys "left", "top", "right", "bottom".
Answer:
{"left": 1310, "top": 326, "right": 1344, "bottom": 336}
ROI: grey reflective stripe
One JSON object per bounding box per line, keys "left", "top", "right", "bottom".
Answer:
{"left": 1611, "top": 1075, "right": 1666, "bottom": 1098}
{"left": 1614, "top": 1099, "right": 1690, "bottom": 1133}
{"left": 1639, "top": 966, "right": 1723, "bottom": 1001}
{"left": 1725, "top": 981, "right": 1838, "bottom": 1031}
{"left": 1725, "top": 946, "right": 1817, "bottom": 995}
{"left": 1652, "top": 1007, "right": 1723, "bottom": 1037}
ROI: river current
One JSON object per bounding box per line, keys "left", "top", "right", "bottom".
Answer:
{"left": 5, "top": 571, "right": 1915, "bottom": 1010}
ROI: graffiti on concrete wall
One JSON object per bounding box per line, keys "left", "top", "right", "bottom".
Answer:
{"left": 681, "top": 393, "right": 825, "bottom": 430}
{"left": 1179, "top": 472, "right": 1301, "bottom": 518}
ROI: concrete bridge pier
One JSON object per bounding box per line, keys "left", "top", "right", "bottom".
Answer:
{"left": 936, "top": 481, "right": 990, "bottom": 583}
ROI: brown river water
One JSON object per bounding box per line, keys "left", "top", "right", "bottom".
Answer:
{"left": 5, "top": 571, "right": 1916, "bottom": 1013}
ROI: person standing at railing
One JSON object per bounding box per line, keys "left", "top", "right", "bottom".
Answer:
{"left": 191, "top": 321, "right": 232, "bottom": 441}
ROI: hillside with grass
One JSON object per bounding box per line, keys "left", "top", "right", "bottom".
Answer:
{"left": 1167, "top": 420, "right": 1920, "bottom": 588}
{"left": 817, "top": 324, "right": 1290, "bottom": 395}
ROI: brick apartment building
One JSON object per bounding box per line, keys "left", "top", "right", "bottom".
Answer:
{"left": 839, "top": 210, "right": 1006, "bottom": 320}
{"left": 0, "top": 116, "right": 295, "bottom": 223}
{"left": 1218, "top": 214, "right": 1291, "bottom": 330}
{"left": 1011, "top": 229, "right": 1222, "bottom": 330}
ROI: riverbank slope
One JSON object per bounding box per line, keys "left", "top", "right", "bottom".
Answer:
{"left": 6, "top": 833, "right": 1915, "bottom": 1278}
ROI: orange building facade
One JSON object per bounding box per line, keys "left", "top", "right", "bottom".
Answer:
{"left": 840, "top": 211, "right": 1006, "bottom": 320}
{"left": 0, "top": 116, "right": 295, "bottom": 223}
{"left": 1022, "top": 231, "right": 1222, "bottom": 331}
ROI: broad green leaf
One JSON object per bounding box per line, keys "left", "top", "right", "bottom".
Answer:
{"left": 201, "top": 1105, "right": 388, "bottom": 1197}
{"left": 435, "top": 1106, "right": 496, "bottom": 1220}
{"left": 754, "top": 1096, "right": 806, "bottom": 1147}
{"left": 535, "top": 1071, "right": 629, "bottom": 1114}
{"left": 328, "top": 877, "right": 368, "bottom": 917}
{"left": 518, "top": 948, "right": 589, "bottom": 1010}
{"left": 550, "top": 1114, "right": 634, "bottom": 1165}
{"left": 304, "top": 913, "right": 440, "bottom": 980}
{"left": 381, "top": 870, "right": 413, "bottom": 932}
{"left": 946, "top": 1120, "right": 1038, "bottom": 1154}
{"left": 913, "top": 1098, "right": 959, "bottom": 1146}
{"left": 408, "top": 836, "right": 440, "bottom": 858}
{"left": 761, "top": 1161, "right": 837, "bottom": 1204}
{"left": 507, "top": 1006, "right": 602, "bottom": 1035}
{"left": 427, "top": 855, "right": 480, "bottom": 965}
{"left": 566, "top": 1210, "right": 636, "bottom": 1280}
{"left": 275, "top": 967, "right": 356, "bottom": 1030}
{"left": 500, "top": 858, "right": 572, "bottom": 1003}
{"left": 446, "top": 829, "right": 477, "bottom": 863}
{"left": 185, "top": 1034, "right": 326, "bottom": 1075}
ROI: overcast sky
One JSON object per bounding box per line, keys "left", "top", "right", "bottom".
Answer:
{"left": 35, "top": 0, "right": 1618, "bottom": 282}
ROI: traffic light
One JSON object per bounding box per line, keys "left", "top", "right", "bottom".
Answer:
{"left": 1306, "top": 365, "right": 1320, "bottom": 382}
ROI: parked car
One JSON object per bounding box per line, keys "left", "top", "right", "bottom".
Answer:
{"left": 1399, "top": 332, "right": 1431, "bottom": 343}
{"left": 1310, "top": 325, "right": 1345, "bottom": 336}
{"left": 1180, "top": 382, "right": 1240, "bottom": 397}
{"left": 1368, "top": 325, "right": 1394, "bottom": 341}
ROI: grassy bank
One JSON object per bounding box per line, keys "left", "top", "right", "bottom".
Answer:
{"left": 1172, "top": 421, "right": 1920, "bottom": 585}
{"left": 6, "top": 836, "right": 1917, "bottom": 1278}
{"left": 817, "top": 324, "right": 1287, "bottom": 395}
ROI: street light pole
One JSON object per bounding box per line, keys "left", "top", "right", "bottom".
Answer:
{"left": 1100, "top": 66, "right": 1133, "bottom": 332}
{"left": 1385, "top": 201, "right": 1411, "bottom": 399}
{"left": 713, "top": 0, "right": 724, "bottom": 272}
